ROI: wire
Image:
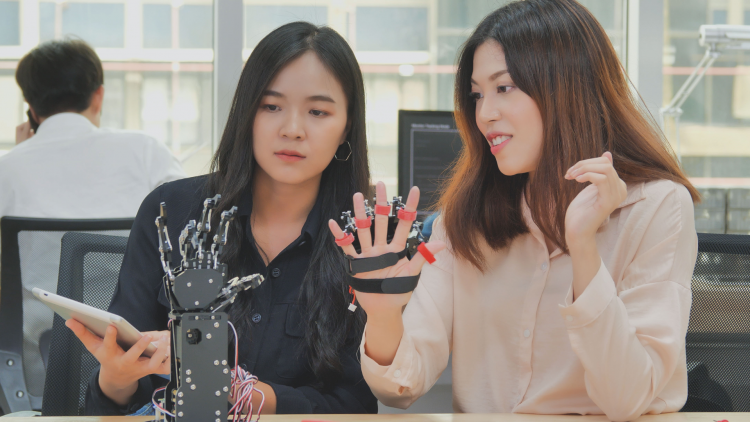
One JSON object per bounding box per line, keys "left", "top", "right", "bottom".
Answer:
{"left": 227, "top": 321, "right": 265, "bottom": 422}
{"left": 152, "top": 386, "right": 175, "bottom": 418}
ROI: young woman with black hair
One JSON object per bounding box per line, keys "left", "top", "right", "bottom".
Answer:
{"left": 332, "top": 0, "right": 698, "bottom": 420}
{"left": 67, "top": 21, "right": 377, "bottom": 415}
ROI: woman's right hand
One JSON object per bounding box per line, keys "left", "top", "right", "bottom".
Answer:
{"left": 328, "top": 182, "right": 445, "bottom": 366}
{"left": 66, "top": 319, "right": 171, "bottom": 406}
{"left": 328, "top": 182, "right": 445, "bottom": 316}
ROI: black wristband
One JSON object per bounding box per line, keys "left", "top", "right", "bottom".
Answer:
{"left": 345, "top": 248, "right": 409, "bottom": 275}
{"left": 346, "top": 273, "right": 420, "bottom": 294}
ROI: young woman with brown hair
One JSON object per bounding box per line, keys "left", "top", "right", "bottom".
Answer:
{"left": 329, "top": 0, "right": 699, "bottom": 420}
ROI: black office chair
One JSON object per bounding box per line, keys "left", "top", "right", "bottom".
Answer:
{"left": 683, "top": 233, "right": 750, "bottom": 412}
{"left": 0, "top": 217, "right": 132, "bottom": 414}
{"left": 41, "top": 232, "right": 129, "bottom": 416}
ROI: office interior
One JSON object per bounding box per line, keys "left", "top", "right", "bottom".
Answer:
{"left": 1, "top": 0, "right": 750, "bottom": 416}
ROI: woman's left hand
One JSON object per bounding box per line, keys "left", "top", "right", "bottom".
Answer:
{"left": 564, "top": 152, "right": 627, "bottom": 247}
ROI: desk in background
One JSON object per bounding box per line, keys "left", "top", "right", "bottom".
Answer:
{"left": 0, "top": 413, "right": 742, "bottom": 422}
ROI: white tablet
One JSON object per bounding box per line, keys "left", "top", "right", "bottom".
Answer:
{"left": 32, "top": 287, "right": 158, "bottom": 358}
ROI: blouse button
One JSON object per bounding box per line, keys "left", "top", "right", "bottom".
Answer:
{"left": 271, "top": 268, "right": 281, "bottom": 278}
{"left": 540, "top": 262, "right": 548, "bottom": 271}
{"left": 393, "top": 369, "right": 402, "bottom": 378}
{"left": 252, "top": 313, "right": 262, "bottom": 323}
{"left": 523, "top": 329, "right": 530, "bottom": 338}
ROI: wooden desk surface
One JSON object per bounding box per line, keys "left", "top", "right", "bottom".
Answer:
{"left": 0, "top": 413, "right": 741, "bottom": 422}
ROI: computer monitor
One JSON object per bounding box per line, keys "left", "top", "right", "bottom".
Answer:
{"left": 397, "top": 110, "right": 463, "bottom": 218}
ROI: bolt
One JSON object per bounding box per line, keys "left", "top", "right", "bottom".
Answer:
{"left": 178, "top": 392, "right": 184, "bottom": 397}
{"left": 191, "top": 384, "right": 196, "bottom": 390}
{"left": 187, "top": 282, "right": 192, "bottom": 287}
{"left": 178, "top": 411, "right": 184, "bottom": 417}
{"left": 195, "top": 316, "right": 199, "bottom": 320}
{"left": 214, "top": 360, "right": 220, "bottom": 365}
{"left": 215, "top": 390, "right": 221, "bottom": 396}
{"left": 186, "top": 377, "right": 192, "bottom": 383}
{"left": 214, "top": 322, "right": 219, "bottom": 328}
{"left": 216, "top": 410, "right": 221, "bottom": 416}
{"left": 186, "top": 369, "right": 191, "bottom": 375}
{"left": 178, "top": 400, "right": 184, "bottom": 405}
{"left": 209, "top": 279, "right": 214, "bottom": 284}
{"left": 216, "top": 419, "right": 221, "bottom": 422}
{"left": 194, "top": 301, "right": 200, "bottom": 306}
{"left": 221, "top": 360, "right": 227, "bottom": 365}
{"left": 206, "top": 333, "right": 212, "bottom": 339}
{"left": 223, "top": 368, "right": 229, "bottom": 374}
{"left": 6, "top": 359, "right": 14, "bottom": 366}
{"left": 223, "top": 386, "right": 229, "bottom": 392}
{"left": 16, "top": 391, "right": 24, "bottom": 398}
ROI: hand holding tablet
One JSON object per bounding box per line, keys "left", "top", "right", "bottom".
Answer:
{"left": 33, "top": 287, "right": 171, "bottom": 406}
{"left": 32, "top": 287, "right": 158, "bottom": 358}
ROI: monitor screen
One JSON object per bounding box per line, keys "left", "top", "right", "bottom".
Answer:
{"left": 398, "top": 110, "right": 462, "bottom": 218}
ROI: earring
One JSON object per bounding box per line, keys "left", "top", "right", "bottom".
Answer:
{"left": 335, "top": 141, "right": 352, "bottom": 161}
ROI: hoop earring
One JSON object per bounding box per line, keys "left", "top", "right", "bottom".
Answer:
{"left": 335, "top": 141, "right": 352, "bottom": 161}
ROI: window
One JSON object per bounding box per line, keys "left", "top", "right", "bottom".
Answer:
{"left": 0, "top": 0, "right": 214, "bottom": 176}
{"left": 664, "top": 0, "right": 750, "bottom": 234}
{"left": 0, "top": 0, "right": 626, "bottom": 189}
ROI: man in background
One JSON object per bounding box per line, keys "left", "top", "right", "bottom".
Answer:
{"left": 2, "top": 39, "right": 186, "bottom": 402}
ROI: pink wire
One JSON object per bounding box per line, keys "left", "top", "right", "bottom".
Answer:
{"left": 228, "top": 321, "right": 264, "bottom": 422}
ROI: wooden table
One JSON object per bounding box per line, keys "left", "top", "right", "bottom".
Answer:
{"left": 0, "top": 413, "right": 741, "bottom": 422}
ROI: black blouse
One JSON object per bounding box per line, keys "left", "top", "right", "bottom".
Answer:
{"left": 85, "top": 175, "right": 377, "bottom": 415}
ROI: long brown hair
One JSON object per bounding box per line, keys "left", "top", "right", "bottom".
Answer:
{"left": 439, "top": 0, "right": 699, "bottom": 270}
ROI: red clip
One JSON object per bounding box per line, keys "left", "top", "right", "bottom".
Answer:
{"left": 335, "top": 233, "right": 355, "bottom": 247}
{"left": 355, "top": 217, "right": 372, "bottom": 229}
{"left": 397, "top": 209, "right": 417, "bottom": 221}
{"left": 417, "top": 243, "right": 436, "bottom": 264}
{"left": 374, "top": 204, "right": 391, "bottom": 216}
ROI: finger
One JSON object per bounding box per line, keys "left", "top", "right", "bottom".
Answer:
{"left": 574, "top": 172, "right": 608, "bottom": 189}
{"left": 66, "top": 319, "right": 104, "bottom": 353}
{"left": 147, "top": 334, "right": 170, "bottom": 373}
{"left": 407, "top": 241, "right": 446, "bottom": 275}
{"left": 373, "top": 181, "right": 388, "bottom": 246}
{"left": 141, "top": 330, "right": 170, "bottom": 338}
{"left": 123, "top": 332, "right": 153, "bottom": 363}
{"left": 157, "top": 351, "right": 171, "bottom": 375}
{"left": 100, "top": 324, "right": 122, "bottom": 355}
{"left": 602, "top": 151, "right": 613, "bottom": 164}
{"left": 352, "top": 192, "right": 373, "bottom": 254}
{"left": 565, "top": 163, "right": 613, "bottom": 180}
{"left": 328, "top": 219, "right": 357, "bottom": 256}
{"left": 392, "top": 186, "right": 420, "bottom": 249}
{"left": 566, "top": 156, "right": 610, "bottom": 176}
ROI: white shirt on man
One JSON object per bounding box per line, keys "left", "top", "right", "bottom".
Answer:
{"left": 0, "top": 112, "right": 186, "bottom": 397}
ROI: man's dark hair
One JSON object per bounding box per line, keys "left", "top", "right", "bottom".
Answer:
{"left": 15, "top": 39, "right": 103, "bottom": 118}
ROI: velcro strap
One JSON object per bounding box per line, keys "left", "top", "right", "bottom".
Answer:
{"left": 374, "top": 204, "right": 391, "bottom": 215}
{"left": 355, "top": 217, "right": 372, "bottom": 229}
{"left": 397, "top": 209, "right": 417, "bottom": 221}
{"left": 345, "top": 248, "right": 409, "bottom": 275}
{"left": 335, "top": 233, "right": 355, "bottom": 247}
{"left": 417, "top": 242, "right": 435, "bottom": 264}
{"left": 346, "top": 273, "right": 420, "bottom": 294}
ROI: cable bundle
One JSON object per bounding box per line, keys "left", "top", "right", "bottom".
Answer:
{"left": 229, "top": 365, "right": 265, "bottom": 421}
{"left": 228, "top": 321, "right": 264, "bottom": 421}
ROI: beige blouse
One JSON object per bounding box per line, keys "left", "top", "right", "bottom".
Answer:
{"left": 360, "top": 180, "right": 697, "bottom": 421}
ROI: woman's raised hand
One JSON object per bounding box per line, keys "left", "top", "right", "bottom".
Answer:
{"left": 564, "top": 151, "right": 627, "bottom": 247}
{"left": 328, "top": 181, "right": 445, "bottom": 316}
{"left": 66, "top": 319, "right": 170, "bottom": 406}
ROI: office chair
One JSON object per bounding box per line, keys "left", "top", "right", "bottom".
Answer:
{"left": 683, "top": 233, "right": 750, "bottom": 411}
{"left": 0, "top": 218, "right": 132, "bottom": 414}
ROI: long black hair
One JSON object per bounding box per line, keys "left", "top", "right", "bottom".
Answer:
{"left": 207, "top": 22, "right": 370, "bottom": 389}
